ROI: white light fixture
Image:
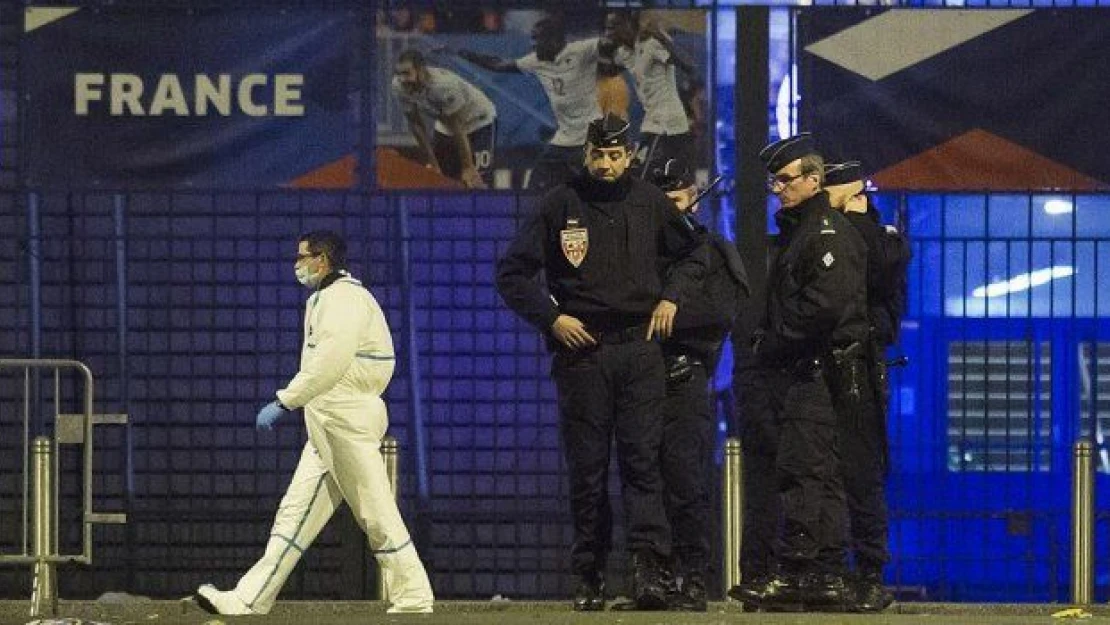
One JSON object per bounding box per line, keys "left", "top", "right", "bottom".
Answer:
{"left": 972, "top": 265, "right": 1075, "bottom": 298}
{"left": 1042, "top": 199, "right": 1074, "bottom": 215}
{"left": 775, "top": 63, "right": 798, "bottom": 142}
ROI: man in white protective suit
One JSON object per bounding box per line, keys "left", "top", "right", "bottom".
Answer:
{"left": 196, "top": 230, "right": 434, "bottom": 615}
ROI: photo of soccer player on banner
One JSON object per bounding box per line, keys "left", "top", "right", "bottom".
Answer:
{"left": 373, "top": 8, "right": 711, "bottom": 192}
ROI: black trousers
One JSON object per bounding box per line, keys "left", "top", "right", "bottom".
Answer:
{"left": 776, "top": 363, "right": 848, "bottom": 575}
{"left": 735, "top": 364, "right": 781, "bottom": 579}
{"left": 837, "top": 361, "right": 890, "bottom": 573}
{"left": 660, "top": 356, "right": 712, "bottom": 576}
{"left": 553, "top": 339, "right": 670, "bottom": 577}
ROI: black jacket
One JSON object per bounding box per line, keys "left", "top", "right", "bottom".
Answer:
{"left": 496, "top": 174, "right": 708, "bottom": 335}
{"left": 842, "top": 206, "right": 911, "bottom": 346}
{"left": 669, "top": 229, "right": 750, "bottom": 360}
{"left": 760, "top": 191, "right": 869, "bottom": 365}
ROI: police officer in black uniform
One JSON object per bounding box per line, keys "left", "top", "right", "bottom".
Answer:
{"left": 496, "top": 113, "right": 708, "bottom": 612}
{"left": 644, "top": 160, "right": 749, "bottom": 611}
{"left": 824, "top": 161, "right": 911, "bottom": 612}
{"left": 824, "top": 161, "right": 910, "bottom": 362}
{"left": 729, "top": 133, "right": 869, "bottom": 611}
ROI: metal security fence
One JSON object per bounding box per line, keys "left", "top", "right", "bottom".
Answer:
{"left": 1, "top": 191, "right": 415, "bottom": 599}
{"left": 878, "top": 192, "right": 1110, "bottom": 601}
{"left": 390, "top": 193, "right": 576, "bottom": 599}
{"left": 0, "top": 188, "right": 624, "bottom": 600}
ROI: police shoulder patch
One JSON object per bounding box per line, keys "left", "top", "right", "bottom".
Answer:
{"left": 561, "top": 227, "right": 589, "bottom": 268}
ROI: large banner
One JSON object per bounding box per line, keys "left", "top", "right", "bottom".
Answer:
{"left": 799, "top": 8, "right": 1110, "bottom": 192}
{"left": 23, "top": 7, "right": 358, "bottom": 189}
{"left": 374, "top": 8, "right": 711, "bottom": 192}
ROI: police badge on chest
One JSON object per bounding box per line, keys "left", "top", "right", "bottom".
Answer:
{"left": 560, "top": 218, "right": 588, "bottom": 268}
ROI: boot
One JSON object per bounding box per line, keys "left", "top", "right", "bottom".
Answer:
{"left": 667, "top": 572, "right": 708, "bottom": 612}
{"left": 610, "top": 552, "right": 668, "bottom": 611}
{"left": 737, "top": 573, "right": 806, "bottom": 612}
{"left": 572, "top": 572, "right": 606, "bottom": 612}
{"left": 727, "top": 572, "right": 774, "bottom": 606}
{"left": 853, "top": 571, "right": 894, "bottom": 613}
{"left": 631, "top": 551, "right": 669, "bottom": 610}
{"left": 797, "top": 573, "right": 852, "bottom": 612}
{"left": 740, "top": 571, "right": 852, "bottom": 612}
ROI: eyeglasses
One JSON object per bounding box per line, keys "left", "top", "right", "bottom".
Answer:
{"left": 295, "top": 252, "right": 321, "bottom": 262}
{"left": 766, "top": 172, "right": 805, "bottom": 191}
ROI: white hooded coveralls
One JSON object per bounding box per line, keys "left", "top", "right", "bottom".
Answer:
{"left": 229, "top": 273, "right": 434, "bottom": 613}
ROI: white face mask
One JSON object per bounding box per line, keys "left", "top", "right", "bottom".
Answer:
{"left": 295, "top": 263, "right": 323, "bottom": 287}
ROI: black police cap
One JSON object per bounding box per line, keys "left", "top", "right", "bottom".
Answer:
{"left": 758, "top": 132, "right": 819, "bottom": 173}
{"left": 649, "top": 158, "right": 695, "bottom": 192}
{"left": 586, "top": 113, "right": 631, "bottom": 148}
{"left": 824, "top": 160, "right": 863, "bottom": 187}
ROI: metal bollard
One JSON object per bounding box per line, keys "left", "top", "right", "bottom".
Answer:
{"left": 30, "top": 437, "right": 57, "bottom": 618}
{"left": 376, "top": 436, "right": 400, "bottom": 601}
{"left": 1071, "top": 440, "right": 1094, "bottom": 606}
{"left": 722, "top": 437, "right": 744, "bottom": 598}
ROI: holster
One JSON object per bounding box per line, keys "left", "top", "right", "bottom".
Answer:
{"left": 869, "top": 340, "right": 890, "bottom": 416}
{"left": 868, "top": 339, "right": 891, "bottom": 473}
{"left": 664, "top": 353, "right": 699, "bottom": 389}
{"left": 825, "top": 341, "right": 866, "bottom": 406}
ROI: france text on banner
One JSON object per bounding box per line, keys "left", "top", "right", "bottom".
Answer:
{"left": 23, "top": 7, "right": 358, "bottom": 189}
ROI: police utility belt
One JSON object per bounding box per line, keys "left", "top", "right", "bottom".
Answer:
{"left": 591, "top": 323, "right": 650, "bottom": 345}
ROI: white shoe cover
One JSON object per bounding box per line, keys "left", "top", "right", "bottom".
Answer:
{"left": 196, "top": 584, "right": 257, "bottom": 616}
{"left": 386, "top": 604, "right": 434, "bottom": 614}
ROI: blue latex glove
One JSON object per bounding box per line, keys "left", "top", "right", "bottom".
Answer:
{"left": 255, "top": 400, "right": 289, "bottom": 431}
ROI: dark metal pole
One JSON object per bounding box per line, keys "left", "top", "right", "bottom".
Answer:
{"left": 728, "top": 8, "right": 769, "bottom": 599}
{"left": 28, "top": 192, "right": 41, "bottom": 359}
{"left": 734, "top": 5, "right": 770, "bottom": 346}
{"left": 27, "top": 192, "right": 44, "bottom": 441}
{"left": 395, "top": 197, "right": 429, "bottom": 503}
{"left": 112, "top": 193, "right": 136, "bottom": 591}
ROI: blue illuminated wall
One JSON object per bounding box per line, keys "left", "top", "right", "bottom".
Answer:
{"left": 871, "top": 192, "right": 1110, "bottom": 601}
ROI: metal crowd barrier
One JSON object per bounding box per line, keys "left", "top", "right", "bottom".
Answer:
{"left": 0, "top": 359, "right": 128, "bottom": 617}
